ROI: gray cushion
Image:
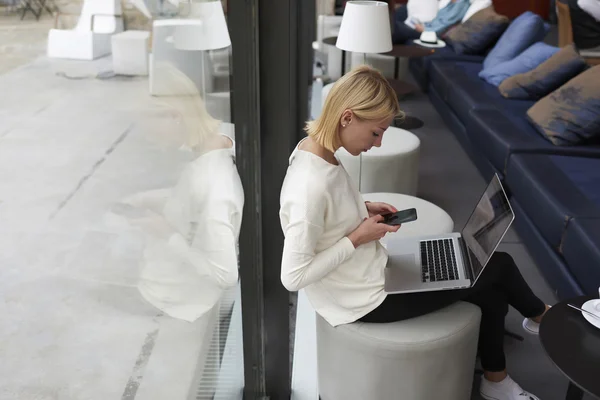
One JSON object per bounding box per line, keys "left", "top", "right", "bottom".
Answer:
{"left": 446, "top": 7, "right": 509, "bottom": 55}
{"left": 528, "top": 65, "right": 600, "bottom": 145}
{"left": 499, "top": 44, "right": 588, "bottom": 100}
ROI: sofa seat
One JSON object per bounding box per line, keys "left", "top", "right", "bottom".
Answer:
{"left": 466, "top": 108, "right": 600, "bottom": 175}
{"left": 428, "top": 61, "right": 535, "bottom": 123}
{"left": 506, "top": 154, "right": 600, "bottom": 250}
{"left": 562, "top": 218, "right": 600, "bottom": 295}
{"left": 511, "top": 199, "right": 585, "bottom": 298}
{"left": 409, "top": 46, "right": 485, "bottom": 91}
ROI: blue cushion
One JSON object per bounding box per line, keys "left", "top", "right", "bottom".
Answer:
{"left": 528, "top": 65, "right": 600, "bottom": 146}
{"left": 562, "top": 218, "right": 600, "bottom": 296}
{"left": 499, "top": 44, "right": 588, "bottom": 100}
{"left": 505, "top": 154, "right": 600, "bottom": 248}
{"left": 483, "top": 12, "right": 549, "bottom": 70}
{"left": 479, "top": 42, "right": 559, "bottom": 86}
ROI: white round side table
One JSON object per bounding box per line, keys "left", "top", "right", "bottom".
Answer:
{"left": 337, "top": 127, "right": 420, "bottom": 195}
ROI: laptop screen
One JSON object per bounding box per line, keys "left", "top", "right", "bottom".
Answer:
{"left": 461, "top": 174, "right": 514, "bottom": 279}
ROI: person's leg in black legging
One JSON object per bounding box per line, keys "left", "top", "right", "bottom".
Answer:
{"left": 472, "top": 252, "right": 547, "bottom": 322}
{"left": 568, "top": 0, "right": 600, "bottom": 49}
{"left": 359, "top": 252, "right": 548, "bottom": 378}
{"left": 463, "top": 287, "right": 509, "bottom": 373}
{"left": 359, "top": 284, "right": 465, "bottom": 323}
{"left": 394, "top": 4, "right": 408, "bottom": 23}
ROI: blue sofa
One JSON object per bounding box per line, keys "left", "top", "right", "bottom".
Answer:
{"left": 410, "top": 51, "right": 600, "bottom": 299}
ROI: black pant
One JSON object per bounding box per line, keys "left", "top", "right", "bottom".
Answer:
{"left": 359, "top": 252, "right": 546, "bottom": 372}
{"left": 567, "top": 0, "right": 600, "bottom": 49}
{"left": 392, "top": 5, "right": 421, "bottom": 44}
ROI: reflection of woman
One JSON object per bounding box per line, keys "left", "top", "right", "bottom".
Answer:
{"left": 279, "top": 66, "right": 549, "bottom": 400}
{"left": 111, "top": 66, "right": 244, "bottom": 322}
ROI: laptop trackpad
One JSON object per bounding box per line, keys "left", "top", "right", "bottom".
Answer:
{"left": 388, "top": 253, "right": 417, "bottom": 268}
{"left": 386, "top": 253, "right": 420, "bottom": 283}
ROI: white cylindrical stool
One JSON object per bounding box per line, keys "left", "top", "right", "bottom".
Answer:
{"left": 337, "top": 127, "right": 420, "bottom": 195}
{"left": 317, "top": 302, "right": 481, "bottom": 400}
{"left": 318, "top": 192, "right": 481, "bottom": 400}
{"left": 112, "top": 30, "right": 151, "bottom": 76}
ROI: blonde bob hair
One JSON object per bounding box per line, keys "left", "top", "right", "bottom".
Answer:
{"left": 157, "top": 62, "right": 222, "bottom": 149}
{"left": 306, "top": 65, "right": 403, "bottom": 152}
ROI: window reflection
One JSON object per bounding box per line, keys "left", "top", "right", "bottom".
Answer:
{"left": 108, "top": 64, "right": 243, "bottom": 322}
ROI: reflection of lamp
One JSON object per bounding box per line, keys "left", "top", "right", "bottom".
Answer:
{"left": 173, "top": 1, "right": 231, "bottom": 101}
{"left": 335, "top": 1, "right": 392, "bottom": 191}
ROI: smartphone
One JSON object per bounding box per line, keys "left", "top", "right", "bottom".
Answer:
{"left": 381, "top": 208, "right": 418, "bottom": 225}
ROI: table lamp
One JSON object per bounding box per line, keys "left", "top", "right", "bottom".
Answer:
{"left": 335, "top": 1, "right": 392, "bottom": 191}
{"left": 173, "top": 1, "right": 231, "bottom": 100}
{"left": 336, "top": 1, "right": 392, "bottom": 57}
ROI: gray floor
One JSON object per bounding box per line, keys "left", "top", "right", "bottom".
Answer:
{"left": 299, "top": 73, "right": 595, "bottom": 399}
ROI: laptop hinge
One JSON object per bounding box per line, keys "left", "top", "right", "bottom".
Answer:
{"left": 458, "top": 237, "right": 475, "bottom": 281}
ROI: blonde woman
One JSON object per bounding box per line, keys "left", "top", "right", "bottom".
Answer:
{"left": 279, "top": 66, "right": 548, "bottom": 400}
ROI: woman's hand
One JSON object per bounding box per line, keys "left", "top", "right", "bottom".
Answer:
{"left": 347, "top": 215, "right": 401, "bottom": 248}
{"left": 366, "top": 201, "right": 397, "bottom": 217}
{"left": 415, "top": 23, "right": 425, "bottom": 33}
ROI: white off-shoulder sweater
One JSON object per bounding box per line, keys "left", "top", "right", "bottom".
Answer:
{"left": 279, "top": 145, "right": 388, "bottom": 326}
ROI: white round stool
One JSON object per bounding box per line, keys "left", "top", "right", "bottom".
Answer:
{"left": 318, "top": 193, "right": 481, "bottom": 400}
{"left": 317, "top": 303, "right": 481, "bottom": 400}
{"left": 362, "top": 192, "right": 454, "bottom": 240}
{"left": 336, "top": 127, "right": 420, "bottom": 195}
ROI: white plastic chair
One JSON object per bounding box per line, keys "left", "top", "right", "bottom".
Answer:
{"left": 47, "top": 0, "right": 124, "bottom": 60}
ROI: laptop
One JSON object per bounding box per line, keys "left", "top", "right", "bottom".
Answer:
{"left": 384, "top": 174, "right": 514, "bottom": 294}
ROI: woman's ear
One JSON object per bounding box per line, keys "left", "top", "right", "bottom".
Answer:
{"left": 340, "top": 109, "right": 353, "bottom": 127}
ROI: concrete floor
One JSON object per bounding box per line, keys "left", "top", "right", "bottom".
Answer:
{"left": 0, "top": 11, "right": 54, "bottom": 75}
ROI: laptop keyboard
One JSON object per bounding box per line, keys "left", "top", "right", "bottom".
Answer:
{"left": 420, "top": 239, "right": 459, "bottom": 282}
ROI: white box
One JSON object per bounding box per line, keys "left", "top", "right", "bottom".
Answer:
{"left": 111, "top": 30, "right": 150, "bottom": 76}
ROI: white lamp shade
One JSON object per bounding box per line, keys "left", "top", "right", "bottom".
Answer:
{"left": 173, "top": 1, "right": 231, "bottom": 51}
{"left": 336, "top": 1, "right": 392, "bottom": 54}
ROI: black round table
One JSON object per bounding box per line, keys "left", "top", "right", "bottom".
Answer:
{"left": 539, "top": 296, "right": 600, "bottom": 400}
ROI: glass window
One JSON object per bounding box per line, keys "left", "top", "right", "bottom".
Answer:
{"left": 0, "top": 0, "right": 245, "bottom": 398}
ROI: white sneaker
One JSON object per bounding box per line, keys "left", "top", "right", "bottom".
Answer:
{"left": 523, "top": 305, "right": 551, "bottom": 335}
{"left": 522, "top": 318, "right": 539, "bottom": 335}
{"left": 480, "top": 375, "right": 540, "bottom": 400}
